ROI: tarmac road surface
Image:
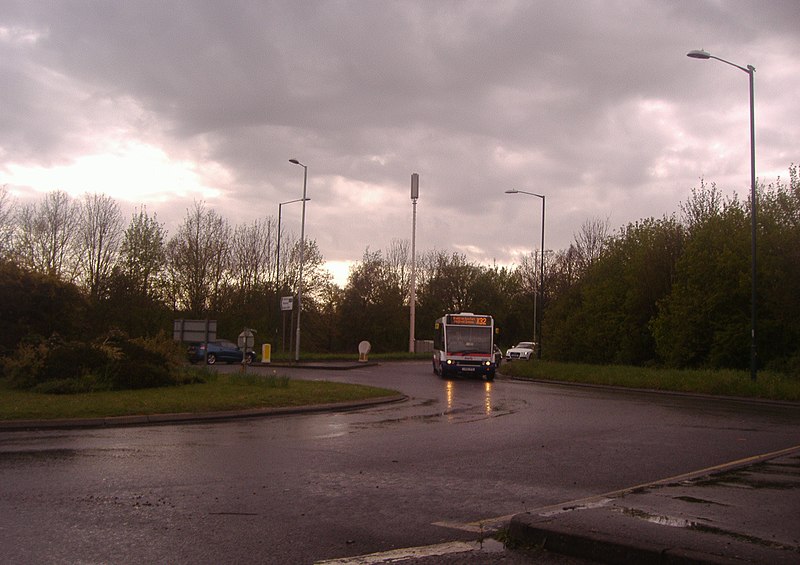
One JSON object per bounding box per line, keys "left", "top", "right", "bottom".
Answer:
{"left": 1, "top": 361, "right": 798, "bottom": 564}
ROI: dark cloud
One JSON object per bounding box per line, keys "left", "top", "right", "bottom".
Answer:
{"left": 1, "top": 0, "right": 798, "bottom": 279}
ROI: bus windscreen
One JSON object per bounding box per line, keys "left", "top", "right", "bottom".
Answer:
{"left": 446, "top": 326, "right": 492, "bottom": 354}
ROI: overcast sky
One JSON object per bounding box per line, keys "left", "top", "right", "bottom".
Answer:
{"left": 2, "top": 1, "right": 798, "bottom": 285}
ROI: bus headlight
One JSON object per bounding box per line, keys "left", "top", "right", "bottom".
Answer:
{"left": 446, "top": 359, "right": 453, "bottom": 365}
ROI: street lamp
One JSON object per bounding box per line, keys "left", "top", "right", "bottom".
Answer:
{"left": 409, "top": 173, "right": 419, "bottom": 353}
{"left": 505, "top": 189, "right": 545, "bottom": 359}
{"left": 687, "top": 49, "right": 757, "bottom": 381}
{"left": 276, "top": 196, "right": 310, "bottom": 354}
{"left": 276, "top": 197, "right": 310, "bottom": 291}
{"left": 289, "top": 158, "right": 308, "bottom": 362}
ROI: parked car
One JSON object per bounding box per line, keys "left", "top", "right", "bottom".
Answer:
{"left": 187, "top": 340, "right": 256, "bottom": 365}
{"left": 505, "top": 341, "right": 536, "bottom": 361}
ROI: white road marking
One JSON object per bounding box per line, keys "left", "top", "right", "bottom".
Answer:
{"left": 314, "top": 540, "right": 480, "bottom": 564}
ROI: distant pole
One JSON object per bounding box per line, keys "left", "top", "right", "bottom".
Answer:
{"left": 276, "top": 197, "right": 309, "bottom": 290}
{"left": 289, "top": 159, "right": 308, "bottom": 362}
{"left": 277, "top": 197, "right": 309, "bottom": 353}
{"left": 505, "top": 189, "right": 546, "bottom": 359}
{"left": 409, "top": 173, "right": 419, "bottom": 353}
{"left": 538, "top": 195, "right": 545, "bottom": 359}
{"left": 277, "top": 203, "right": 283, "bottom": 290}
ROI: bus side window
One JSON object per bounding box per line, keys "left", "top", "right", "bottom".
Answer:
{"left": 434, "top": 322, "right": 444, "bottom": 351}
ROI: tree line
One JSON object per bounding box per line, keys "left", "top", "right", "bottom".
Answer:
{"left": 1, "top": 165, "right": 798, "bottom": 374}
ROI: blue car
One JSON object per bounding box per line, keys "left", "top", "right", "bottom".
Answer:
{"left": 187, "top": 340, "right": 256, "bottom": 365}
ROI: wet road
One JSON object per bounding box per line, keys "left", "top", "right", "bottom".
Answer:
{"left": 1, "top": 361, "right": 798, "bottom": 564}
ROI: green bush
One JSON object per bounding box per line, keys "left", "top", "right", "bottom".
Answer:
{"left": 41, "top": 341, "right": 111, "bottom": 383}
{"left": 764, "top": 351, "right": 800, "bottom": 379}
{"left": 101, "top": 339, "right": 171, "bottom": 389}
{"left": 1, "top": 332, "right": 192, "bottom": 393}
{"left": 33, "top": 375, "right": 101, "bottom": 394}
{"left": 2, "top": 342, "right": 47, "bottom": 389}
{"left": 130, "top": 332, "right": 186, "bottom": 371}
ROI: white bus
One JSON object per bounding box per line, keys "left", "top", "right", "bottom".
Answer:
{"left": 432, "top": 313, "right": 497, "bottom": 381}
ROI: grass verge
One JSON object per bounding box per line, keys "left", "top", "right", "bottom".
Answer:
{"left": 500, "top": 360, "right": 800, "bottom": 402}
{"left": 267, "top": 351, "right": 431, "bottom": 362}
{"left": 0, "top": 370, "right": 398, "bottom": 421}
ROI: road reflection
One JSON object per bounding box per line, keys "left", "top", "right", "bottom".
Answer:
{"left": 445, "top": 380, "right": 495, "bottom": 421}
{"left": 446, "top": 381, "right": 454, "bottom": 422}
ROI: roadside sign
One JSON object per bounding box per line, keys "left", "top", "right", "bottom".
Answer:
{"left": 238, "top": 329, "right": 255, "bottom": 349}
{"left": 281, "top": 296, "right": 294, "bottom": 311}
{"left": 173, "top": 319, "right": 216, "bottom": 342}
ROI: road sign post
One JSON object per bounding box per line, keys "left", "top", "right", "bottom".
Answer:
{"left": 281, "top": 296, "right": 294, "bottom": 353}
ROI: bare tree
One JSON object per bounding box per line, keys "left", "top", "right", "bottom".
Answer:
{"left": 415, "top": 248, "right": 446, "bottom": 290}
{"left": 384, "top": 238, "right": 410, "bottom": 296}
{"left": 0, "top": 185, "right": 14, "bottom": 260}
{"left": 275, "top": 225, "right": 297, "bottom": 292}
{"left": 422, "top": 251, "right": 479, "bottom": 313}
{"left": 680, "top": 178, "right": 723, "bottom": 231}
{"left": 230, "top": 217, "right": 275, "bottom": 296}
{"left": 573, "top": 216, "right": 610, "bottom": 273}
{"left": 549, "top": 244, "right": 582, "bottom": 292}
{"left": 76, "top": 193, "right": 123, "bottom": 297}
{"left": 15, "top": 190, "right": 79, "bottom": 280}
{"left": 165, "top": 201, "right": 231, "bottom": 315}
{"left": 518, "top": 252, "right": 538, "bottom": 297}
{"left": 281, "top": 237, "right": 330, "bottom": 305}
{"left": 119, "top": 206, "right": 167, "bottom": 297}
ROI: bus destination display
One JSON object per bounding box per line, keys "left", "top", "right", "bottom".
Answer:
{"left": 447, "top": 315, "right": 489, "bottom": 326}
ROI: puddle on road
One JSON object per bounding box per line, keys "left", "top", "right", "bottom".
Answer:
{"left": 539, "top": 497, "right": 614, "bottom": 517}
{"left": 0, "top": 448, "right": 80, "bottom": 463}
{"left": 615, "top": 506, "right": 798, "bottom": 551}
{"left": 692, "top": 460, "right": 800, "bottom": 490}
{"left": 673, "top": 495, "right": 726, "bottom": 506}
{"left": 619, "top": 507, "right": 699, "bottom": 528}
{"left": 479, "top": 538, "right": 506, "bottom": 553}
{"left": 314, "top": 537, "right": 506, "bottom": 565}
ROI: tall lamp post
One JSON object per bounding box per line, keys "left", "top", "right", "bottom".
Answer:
{"left": 276, "top": 197, "right": 310, "bottom": 290}
{"left": 289, "top": 159, "right": 308, "bottom": 362}
{"left": 687, "top": 49, "right": 757, "bottom": 381}
{"left": 409, "top": 173, "right": 419, "bottom": 353}
{"left": 505, "top": 189, "right": 545, "bottom": 359}
{"left": 276, "top": 197, "right": 309, "bottom": 353}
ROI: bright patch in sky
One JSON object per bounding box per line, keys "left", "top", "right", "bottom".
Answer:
{"left": 0, "top": 25, "right": 42, "bottom": 45}
{"left": 325, "top": 260, "right": 355, "bottom": 287}
{"left": 6, "top": 143, "right": 227, "bottom": 203}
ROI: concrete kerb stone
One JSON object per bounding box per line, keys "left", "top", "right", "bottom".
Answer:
{"left": 506, "top": 446, "right": 800, "bottom": 565}
{"left": 509, "top": 509, "right": 747, "bottom": 565}
{"left": 508, "top": 485, "right": 800, "bottom": 565}
{"left": 254, "top": 361, "right": 380, "bottom": 370}
{"left": 0, "top": 394, "right": 407, "bottom": 432}
{"left": 500, "top": 375, "right": 800, "bottom": 565}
